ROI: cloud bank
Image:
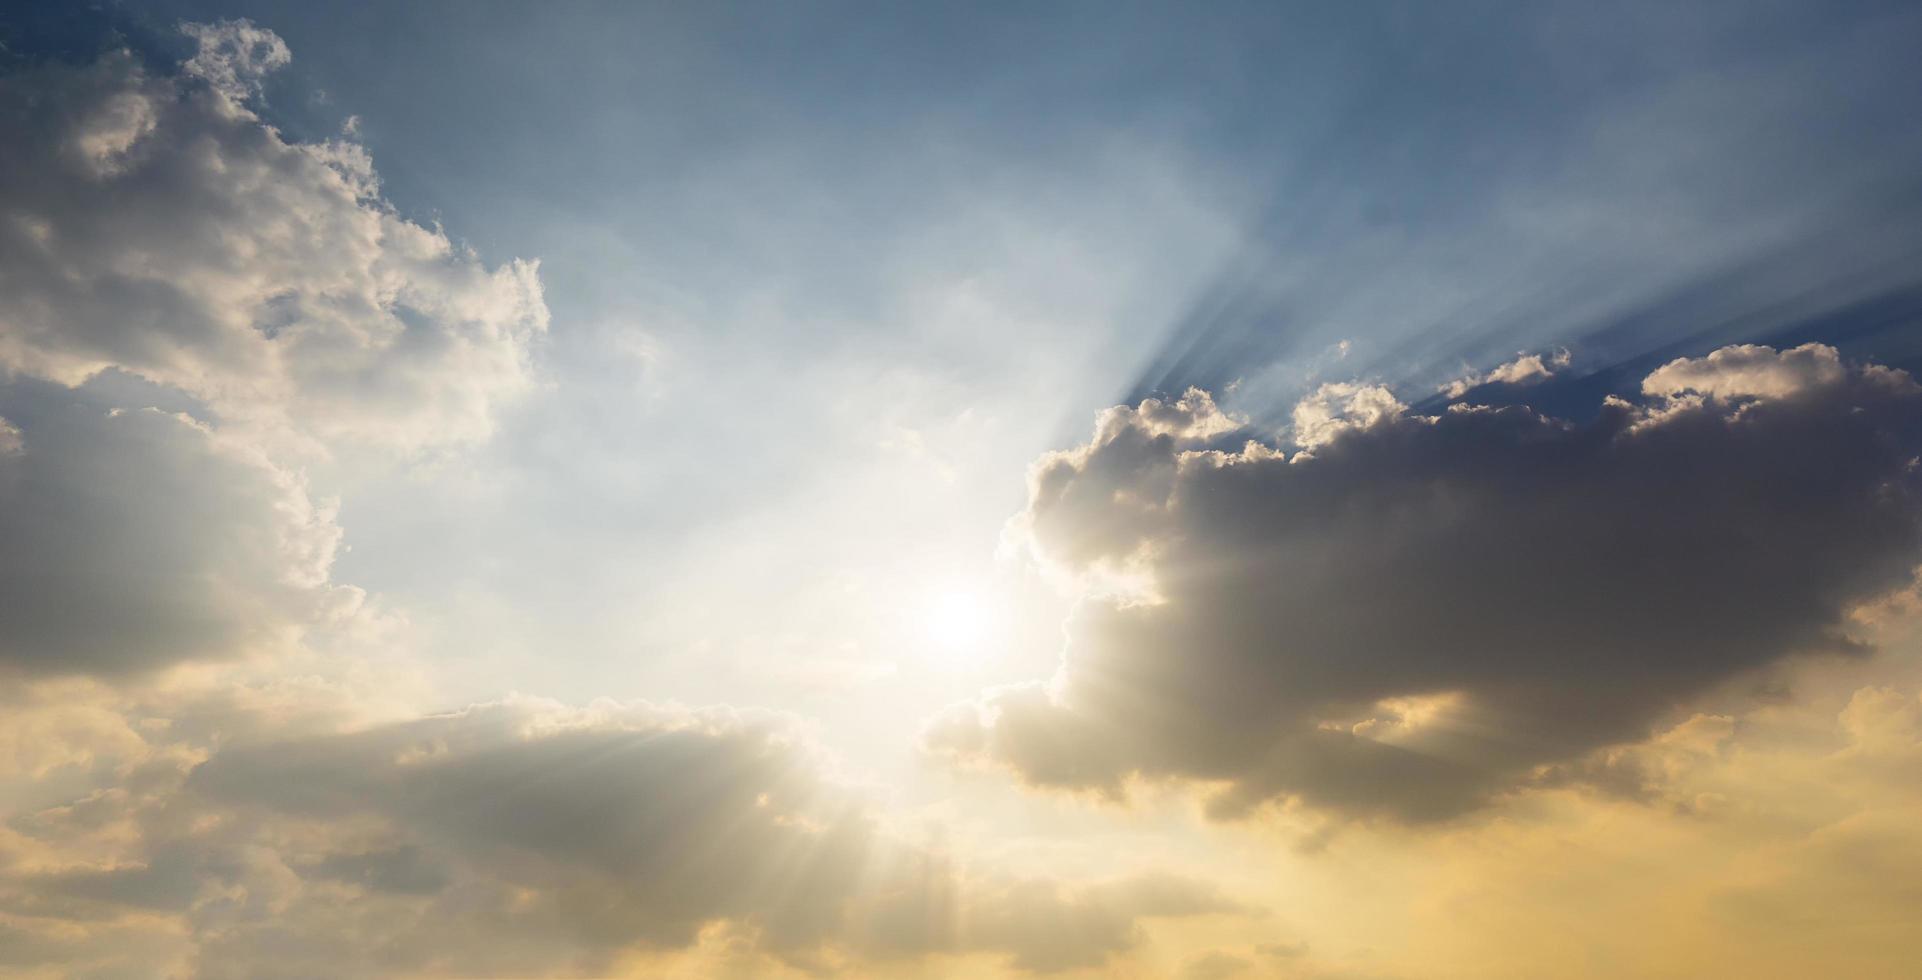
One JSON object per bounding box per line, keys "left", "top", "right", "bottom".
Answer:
{"left": 932, "top": 344, "right": 1922, "bottom": 821}
{"left": 1, "top": 694, "right": 1244, "bottom": 977}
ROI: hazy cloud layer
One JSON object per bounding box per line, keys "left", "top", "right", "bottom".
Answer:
{"left": 932, "top": 344, "right": 1922, "bottom": 820}
{"left": 0, "top": 695, "right": 1244, "bottom": 977}
{"left": 1116, "top": 651, "right": 1922, "bottom": 980}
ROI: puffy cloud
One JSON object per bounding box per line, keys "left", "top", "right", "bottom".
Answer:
{"left": 178, "top": 19, "right": 290, "bottom": 105}
{"left": 0, "top": 19, "right": 548, "bottom": 674}
{"left": 0, "top": 376, "right": 353, "bottom": 677}
{"left": 933, "top": 344, "right": 1922, "bottom": 821}
{"left": 0, "top": 23, "right": 547, "bottom": 454}
{"left": 0, "top": 696, "right": 1245, "bottom": 977}
{"left": 1129, "top": 387, "right": 1246, "bottom": 441}
{"left": 1290, "top": 382, "right": 1405, "bottom": 450}
{"left": 1642, "top": 341, "right": 1847, "bottom": 403}
{"left": 1010, "top": 388, "right": 1253, "bottom": 593}
{"left": 1440, "top": 348, "right": 1571, "bottom": 399}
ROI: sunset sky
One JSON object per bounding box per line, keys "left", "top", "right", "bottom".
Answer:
{"left": 4, "top": 2, "right": 1922, "bottom": 977}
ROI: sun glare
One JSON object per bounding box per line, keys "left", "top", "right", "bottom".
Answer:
{"left": 923, "top": 588, "right": 992, "bottom": 659}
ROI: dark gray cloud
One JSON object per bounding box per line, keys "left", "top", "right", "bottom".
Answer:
{"left": 184, "top": 700, "right": 876, "bottom": 962}
{"left": 0, "top": 376, "right": 350, "bottom": 676}
{"left": 931, "top": 344, "right": 1922, "bottom": 821}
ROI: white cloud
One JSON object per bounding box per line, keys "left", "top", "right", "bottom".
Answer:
{"left": 1440, "top": 348, "right": 1572, "bottom": 399}
{"left": 0, "top": 28, "right": 547, "bottom": 455}
{"left": 178, "top": 18, "right": 291, "bottom": 105}
{"left": 1126, "top": 387, "right": 1245, "bottom": 441}
{"left": 1290, "top": 381, "right": 1405, "bottom": 449}
{"left": 1642, "top": 341, "right": 1848, "bottom": 402}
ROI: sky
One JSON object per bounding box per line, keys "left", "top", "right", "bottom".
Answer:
{"left": 3, "top": 2, "right": 1922, "bottom": 977}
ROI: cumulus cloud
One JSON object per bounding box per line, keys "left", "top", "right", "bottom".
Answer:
{"left": 1130, "top": 387, "right": 1247, "bottom": 441}
{"left": 1641, "top": 341, "right": 1847, "bottom": 403}
{"left": 0, "top": 22, "right": 547, "bottom": 454}
{"left": 1440, "top": 349, "right": 1571, "bottom": 399}
{"left": 178, "top": 19, "right": 290, "bottom": 105}
{"left": 1290, "top": 381, "right": 1405, "bottom": 449}
{"left": 0, "top": 695, "right": 1245, "bottom": 977}
{"left": 932, "top": 344, "right": 1922, "bottom": 821}
{"left": 0, "top": 19, "right": 548, "bottom": 673}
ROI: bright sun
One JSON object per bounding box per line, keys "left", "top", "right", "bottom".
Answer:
{"left": 923, "top": 588, "right": 992, "bottom": 658}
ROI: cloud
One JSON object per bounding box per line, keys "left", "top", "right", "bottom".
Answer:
{"left": 1642, "top": 341, "right": 1848, "bottom": 403}
{"left": 932, "top": 344, "right": 1922, "bottom": 821}
{"left": 1440, "top": 349, "right": 1571, "bottom": 399}
{"left": 0, "top": 18, "right": 1269, "bottom": 978}
{"left": 179, "top": 699, "right": 878, "bottom": 966}
{"left": 178, "top": 19, "right": 291, "bottom": 105}
{"left": 0, "top": 19, "right": 546, "bottom": 672}
{"left": 0, "top": 694, "right": 1245, "bottom": 977}
{"left": 1291, "top": 382, "right": 1405, "bottom": 450}
{"left": 1243, "top": 662, "right": 1922, "bottom": 979}
{"left": 0, "top": 23, "right": 547, "bottom": 455}
{"left": 0, "top": 376, "right": 354, "bottom": 677}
